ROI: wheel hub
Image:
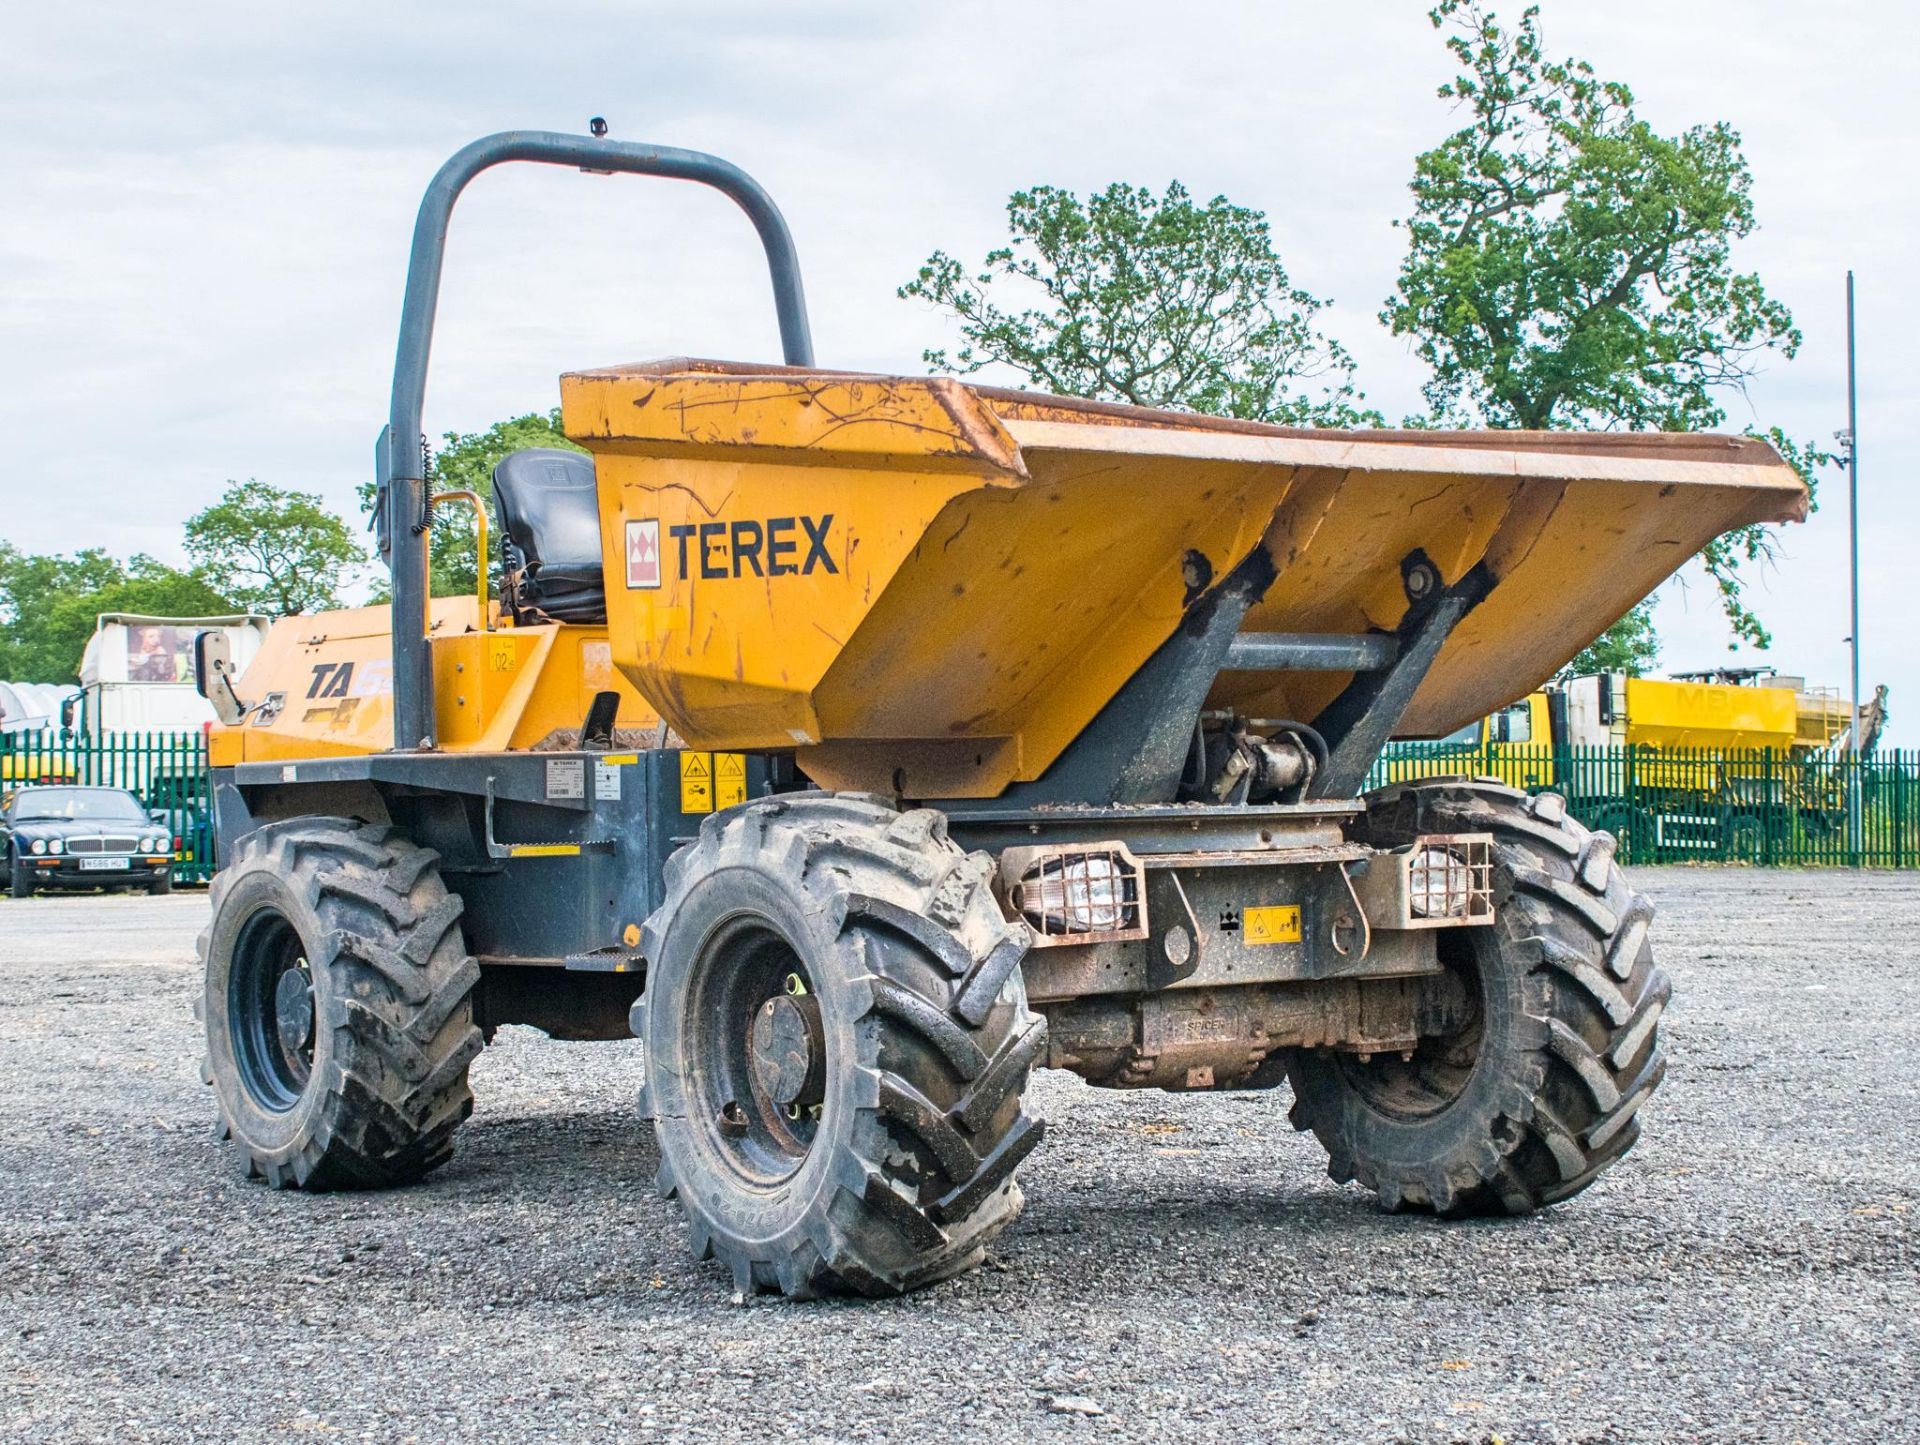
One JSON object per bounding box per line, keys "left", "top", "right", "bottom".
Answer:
{"left": 749, "top": 992, "right": 824, "bottom": 1110}
{"left": 274, "top": 967, "right": 314, "bottom": 1054}
{"left": 229, "top": 908, "right": 315, "bottom": 1113}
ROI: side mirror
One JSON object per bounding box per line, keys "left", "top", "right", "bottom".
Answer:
{"left": 193, "top": 630, "right": 248, "bottom": 725}
{"left": 60, "top": 697, "right": 77, "bottom": 730}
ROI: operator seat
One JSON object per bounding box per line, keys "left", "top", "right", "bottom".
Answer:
{"left": 491, "top": 448, "right": 607, "bottom": 624}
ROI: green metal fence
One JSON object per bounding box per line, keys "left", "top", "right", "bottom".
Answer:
{"left": 7, "top": 730, "right": 1915, "bottom": 878}
{"left": 1369, "top": 743, "right": 1920, "bottom": 867}
{"left": 1, "top": 730, "right": 215, "bottom": 883}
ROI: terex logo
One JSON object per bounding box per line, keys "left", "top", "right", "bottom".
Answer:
{"left": 625, "top": 519, "right": 660, "bottom": 589}
{"left": 664, "top": 515, "right": 839, "bottom": 581}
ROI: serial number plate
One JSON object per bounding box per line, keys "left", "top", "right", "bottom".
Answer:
{"left": 79, "top": 857, "right": 130, "bottom": 871}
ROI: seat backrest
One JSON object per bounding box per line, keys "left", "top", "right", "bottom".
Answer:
{"left": 491, "top": 448, "right": 606, "bottom": 623}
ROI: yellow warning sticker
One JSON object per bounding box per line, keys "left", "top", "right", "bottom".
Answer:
{"left": 715, "top": 752, "right": 747, "bottom": 808}
{"left": 678, "top": 752, "right": 713, "bottom": 814}
{"left": 1243, "top": 905, "right": 1302, "bottom": 945}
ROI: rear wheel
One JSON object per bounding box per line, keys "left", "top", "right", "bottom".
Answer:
{"left": 199, "top": 817, "right": 482, "bottom": 1188}
{"left": 1288, "top": 780, "right": 1668, "bottom": 1215}
{"left": 636, "top": 795, "right": 1045, "bottom": 1297}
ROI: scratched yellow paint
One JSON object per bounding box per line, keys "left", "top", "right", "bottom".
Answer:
{"left": 211, "top": 362, "right": 1806, "bottom": 799}
{"left": 559, "top": 362, "right": 1802, "bottom": 795}
{"left": 208, "top": 596, "right": 662, "bottom": 766}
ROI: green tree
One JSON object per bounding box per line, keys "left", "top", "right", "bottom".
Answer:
{"left": 0, "top": 544, "right": 233, "bottom": 683}
{"left": 1385, "top": 0, "right": 1826, "bottom": 656}
{"left": 185, "top": 479, "right": 365, "bottom": 615}
{"left": 358, "top": 410, "right": 585, "bottom": 599}
{"left": 1564, "top": 597, "right": 1659, "bottom": 679}
{"left": 903, "top": 182, "right": 1377, "bottom": 426}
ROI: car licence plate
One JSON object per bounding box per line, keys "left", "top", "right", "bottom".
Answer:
{"left": 79, "top": 857, "right": 130, "bottom": 871}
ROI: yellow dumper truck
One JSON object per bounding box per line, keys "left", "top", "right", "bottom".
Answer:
{"left": 189, "top": 131, "right": 1808, "bottom": 1298}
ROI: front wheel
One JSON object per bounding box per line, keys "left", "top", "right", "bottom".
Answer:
{"left": 199, "top": 818, "right": 482, "bottom": 1188}
{"left": 9, "top": 852, "right": 32, "bottom": 899}
{"left": 636, "top": 795, "right": 1046, "bottom": 1298}
{"left": 1287, "top": 781, "right": 1669, "bottom": 1215}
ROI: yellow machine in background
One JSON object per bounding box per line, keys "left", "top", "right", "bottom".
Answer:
{"left": 1413, "top": 668, "right": 1886, "bottom": 855}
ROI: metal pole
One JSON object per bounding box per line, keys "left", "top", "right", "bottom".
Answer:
{"left": 1846, "top": 271, "right": 1863, "bottom": 856}
{"left": 382, "top": 130, "right": 816, "bottom": 752}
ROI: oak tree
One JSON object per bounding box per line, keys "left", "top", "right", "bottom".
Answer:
{"left": 1386, "top": 0, "right": 1823, "bottom": 653}
{"left": 903, "top": 181, "right": 1375, "bottom": 426}
{"left": 186, "top": 479, "right": 364, "bottom": 615}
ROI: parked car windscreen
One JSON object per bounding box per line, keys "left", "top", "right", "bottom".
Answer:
{"left": 9, "top": 788, "right": 150, "bottom": 823}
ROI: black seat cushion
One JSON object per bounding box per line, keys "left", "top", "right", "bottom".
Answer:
{"left": 491, "top": 448, "right": 606, "bottom": 624}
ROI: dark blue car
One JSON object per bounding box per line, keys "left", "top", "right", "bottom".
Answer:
{"left": 3, "top": 786, "right": 175, "bottom": 898}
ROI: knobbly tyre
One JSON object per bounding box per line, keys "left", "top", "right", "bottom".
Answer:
{"left": 192, "top": 129, "right": 1807, "bottom": 1298}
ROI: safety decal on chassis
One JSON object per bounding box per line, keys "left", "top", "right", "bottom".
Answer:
{"left": 678, "top": 752, "right": 746, "bottom": 813}
{"left": 715, "top": 752, "right": 747, "bottom": 808}
{"left": 1243, "top": 905, "right": 1302, "bottom": 945}
{"left": 679, "top": 752, "right": 713, "bottom": 813}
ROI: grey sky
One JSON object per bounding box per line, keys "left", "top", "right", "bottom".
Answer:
{"left": 2, "top": 1, "right": 1911, "bottom": 741}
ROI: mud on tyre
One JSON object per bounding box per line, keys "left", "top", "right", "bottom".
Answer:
{"left": 1287, "top": 778, "right": 1669, "bottom": 1215}
{"left": 199, "top": 817, "right": 483, "bottom": 1189}
{"left": 635, "top": 794, "right": 1046, "bottom": 1298}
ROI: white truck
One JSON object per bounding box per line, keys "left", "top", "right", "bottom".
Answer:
{"left": 64, "top": 614, "right": 271, "bottom": 735}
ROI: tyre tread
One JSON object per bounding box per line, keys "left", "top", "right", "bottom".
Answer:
{"left": 644, "top": 794, "right": 1043, "bottom": 1298}
{"left": 203, "top": 817, "right": 479, "bottom": 1191}
{"left": 1289, "top": 781, "right": 1669, "bottom": 1218}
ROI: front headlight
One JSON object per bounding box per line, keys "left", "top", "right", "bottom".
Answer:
{"left": 48, "top": 839, "right": 64, "bottom": 855}
{"left": 1001, "top": 842, "right": 1148, "bottom": 943}
{"left": 1030, "top": 854, "right": 1128, "bottom": 932}
{"left": 29, "top": 839, "right": 47, "bottom": 855}
{"left": 1408, "top": 845, "right": 1472, "bottom": 918}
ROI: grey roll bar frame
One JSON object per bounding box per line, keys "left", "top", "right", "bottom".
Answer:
{"left": 379, "top": 130, "right": 815, "bottom": 751}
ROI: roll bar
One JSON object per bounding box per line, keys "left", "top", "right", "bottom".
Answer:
{"left": 378, "top": 130, "right": 815, "bottom": 751}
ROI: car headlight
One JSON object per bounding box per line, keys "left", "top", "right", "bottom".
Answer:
{"left": 30, "top": 839, "right": 47, "bottom": 855}
{"left": 144, "top": 836, "right": 165, "bottom": 854}
{"left": 48, "top": 839, "right": 64, "bottom": 855}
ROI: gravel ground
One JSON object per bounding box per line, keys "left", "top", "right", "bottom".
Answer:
{"left": 1, "top": 868, "right": 1915, "bottom": 1443}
